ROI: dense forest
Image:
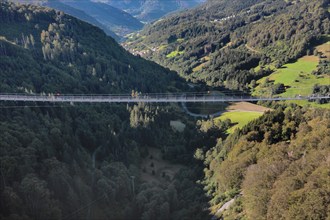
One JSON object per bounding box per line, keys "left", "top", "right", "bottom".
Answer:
{"left": 124, "top": 0, "right": 330, "bottom": 91}
{"left": 0, "top": 1, "right": 330, "bottom": 220}
{"left": 0, "top": 2, "right": 210, "bottom": 219}
{"left": 0, "top": 101, "right": 215, "bottom": 220}
{"left": 10, "top": 0, "right": 121, "bottom": 40}
{"left": 0, "top": 1, "right": 185, "bottom": 94}
{"left": 11, "top": 0, "right": 144, "bottom": 38}
{"left": 201, "top": 104, "right": 330, "bottom": 219}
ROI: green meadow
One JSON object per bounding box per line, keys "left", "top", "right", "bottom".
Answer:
{"left": 253, "top": 44, "right": 329, "bottom": 110}
{"left": 166, "top": 50, "right": 184, "bottom": 58}
{"left": 216, "top": 111, "right": 264, "bottom": 134}
{"left": 253, "top": 57, "right": 327, "bottom": 96}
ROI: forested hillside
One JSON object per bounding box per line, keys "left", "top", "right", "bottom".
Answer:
{"left": 0, "top": 2, "right": 210, "bottom": 220}
{"left": 11, "top": 0, "right": 143, "bottom": 38}
{"left": 1, "top": 1, "right": 330, "bottom": 220}
{"left": 54, "top": 0, "right": 143, "bottom": 37}
{"left": 124, "top": 0, "right": 330, "bottom": 91}
{"left": 201, "top": 104, "right": 330, "bottom": 219}
{"left": 0, "top": 1, "right": 183, "bottom": 94}
{"left": 122, "top": 1, "right": 330, "bottom": 218}
{"left": 10, "top": 0, "right": 120, "bottom": 40}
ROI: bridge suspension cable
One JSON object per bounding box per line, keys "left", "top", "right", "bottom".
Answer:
{"left": 0, "top": 93, "right": 329, "bottom": 103}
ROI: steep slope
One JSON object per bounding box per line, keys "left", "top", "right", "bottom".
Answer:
{"left": 0, "top": 1, "right": 182, "bottom": 94}
{"left": 10, "top": 0, "right": 143, "bottom": 38}
{"left": 61, "top": 1, "right": 143, "bottom": 37}
{"left": 0, "top": 2, "right": 211, "bottom": 220}
{"left": 9, "top": 0, "right": 120, "bottom": 40}
{"left": 124, "top": 0, "right": 330, "bottom": 91}
{"left": 94, "top": 0, "right": 206, "bottom": 22}
{"left": 44, "top": 1, "right": 120, "bottom": 40}
{"left": 202, "top": 106, "right": 330, "bottom": 219}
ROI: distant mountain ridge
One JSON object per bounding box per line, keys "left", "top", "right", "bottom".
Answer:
{"left": 43, "top": 1, "right": 120, "bottom": 40}
{"left": 92, "top": 0, "right": 206, "bottom": 22}
{"left": 60, "top": 0, "right": 143, "bottom": 36}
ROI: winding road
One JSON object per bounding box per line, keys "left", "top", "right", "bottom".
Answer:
{"left": 181, "top": 102, "right": 224, "bottom": 118}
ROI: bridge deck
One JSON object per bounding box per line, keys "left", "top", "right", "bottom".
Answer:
{"left": 0, "top": 94, "right": 329, "bottom": 103}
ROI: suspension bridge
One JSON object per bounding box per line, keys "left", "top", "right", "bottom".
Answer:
{"left": 0, "top": 93, "right": 329, "bottom": 103}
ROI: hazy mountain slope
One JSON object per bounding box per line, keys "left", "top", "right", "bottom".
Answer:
{"left": 124, "top": 0, "right": 330, "bottom": 90}
{"left": 10, "top": 0, "right": 120, "bottom": 40}
{"left": 44, "top": 1, "right": 120, "bottom": 40}
{"left": 10, "top": 0, "right": 143, "bottom": 38}
{"left": 94, "top": 0, "right": 206, "bottom": 22}
{"left": 0, "top": 1, "right": 182, "bottom": 94}
{"left": 63, "top": 1, "right": 143, "bottom": 36}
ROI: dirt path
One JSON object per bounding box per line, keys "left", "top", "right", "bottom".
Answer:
{"left": 220, "top": 42, "right": 232, "bottom": 50}
{"left": 245, "top": 44, "right": 260, "bottom": 54}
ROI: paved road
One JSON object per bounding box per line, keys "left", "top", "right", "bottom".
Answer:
{"left": 181, "top": 102, "right": 224, "bottom": 118}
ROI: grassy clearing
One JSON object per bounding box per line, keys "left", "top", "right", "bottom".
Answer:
{"left": 252, "top": 39, "right": 330, "bottom": 108}
{"left": 166, "top": 50, "right": 184, "bottom": 58}
{"left": 140, "top": 147, "right": 185, "bottom": 184}
{"left": 193, "top": 62, "right": 207, "bottom": 72}
{"left": 216, "top": 111, "right": 263, "bottom": 134}
{"left": 192, "top": 56, "right": 211, "bottom": 72}
{"left": 158, "top": 45, "right": 167, "bottom": 50}
{"left": 270, "top": 59, "right": 317, "bottom": 85}
{"left": 170, "top": 120, "right": 186, "bottom": 132}
{"left": 253, "top": 56, "right": 328, "bottom": 98}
